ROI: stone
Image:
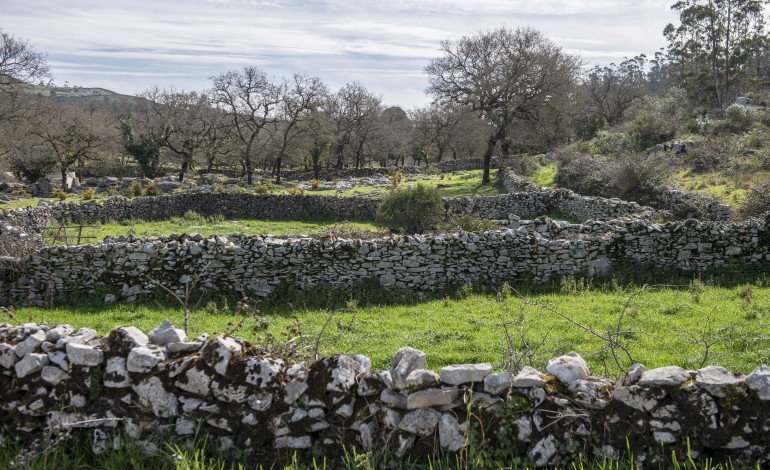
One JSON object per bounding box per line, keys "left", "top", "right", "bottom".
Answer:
{"left": 406, "top": 387, "right": 460, "bottom": 409}
{"left": 167, "top": 342, "right": 203, "bottom": 353}
{"left": 134, "top": 377, "right": 179, "bottom": 417}
{"left": 623, "top": 364, "right": 646, "bottom": 386}
{"left": 328, "top": 355, "right": 368, "bottom": 392}
{"left": 202, "top": 336, "right": 242, "bottom": 376}
{"left": 381, "top": 389, "right": 408, "bottom": 409}
{"left": 284, "top": 378, "right": 308, "bottom": 405}
{"left": 484, "top": 372, "right": 512, "bottom": 395}
{"left": 127, "top": 345, "right": 167, "bottom": 373}
{"left": 530, "top": 434, "right": 557, "bottom": 467}
{"left": 104, "top": 357, "right": 131, "bottom": 388}
{"left": 399, "top": 408, "right": 441, "bottom": 436}
{"left": 546, "top": 352, "right": 589, "bottom": 384}
{"left": 110, "top": 327, "right": 149, "bottom": 349}
{"left": 15, "top": 330, "right": 46, "bottom": 357}
{"left": 439, "top": 413, "right": 468, "bottom": 452}
{"left": 15, "top": 353, "right": 48, "bottom": 378}
{"left": 611, "top": 385, "right": 665, "bottom": 412}
{"left": 148, "top": 320, "right": 187, "bottom": 345}
{"left": 357, "top": 372, "right": 383, "bottom": 397}
{"left": 0, "top": 344, "right": 18, "bottom": 368}
{"left": 695, "top": 365, "right": 746, "bottom": 398}
{"left": 243, "top": 357, "right": 284, "bottom": 388}
{"left": 390, "top": 347, "right": 427, "bottom": 390}
{"left": 176, "top": 367, "right": 212, "bottom": 396}
{"left": 45, "top": 325, "right": 75, "bottom": 343}
{"left": 653, "top": 431, "right": 676, "bottom": 444}
{"left": 104, "top": 294, "right": 117, "bottom": 305}
{"left": 405, "top": 369, "right": 441, "bottom": 390}
{"left": 274, "top": 436, "right": 312, "bottom": 449}
{"left": 40, "top": 365, "right": 69, "bottom": 385}
{"left": 747, "top": 365, "right": 770, "bottom": 400}
{"left": 638, "top": 366, "right": 691, "bottom": 387}
{"left": 66, "top": 343, "right": 104, "bottom": 367}
{"left": 512, "top": 366, "right": 547, "bottom": 388}
{"left": 440, "top": 363, "right": 493, "bottom": 385}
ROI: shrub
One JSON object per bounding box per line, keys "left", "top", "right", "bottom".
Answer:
{"left": 444, "top": 212, "right": 501, "bottom": 232}
{"left": 125, "top": 181, "right": 142, "bottom": 198}
{"left": 388, "top": 170, "right": 404, "bottom": 188}
{"left": 286, "top": 187, "right": 304, "bottom": 196}
{"left": 376, "top": 183, "right": 444, "bottom": 233}
{"left": 142, "top": 183, "right": 159, "bottom": 196}
{"left": 53, "top": 189, "right": 68, "bottom": 201}
{"left": 724, "top": 104, "right": 756, "bottom": 133}
{"left": 310, "top": 179, "right": 320, "bottom": 190}
{"left": 81, "top": 188, "right": 95, "bottom": 200}
{"left": 254, "top": 183, "right": 269, "bottom": 194}
{"left": 738, "top": 181, "right": 770, "bottom": 218}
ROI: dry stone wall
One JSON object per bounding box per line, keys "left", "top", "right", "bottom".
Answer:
{"left": 1, "top": 321, "right": 769, "bottom": 467}
{"left": 2, "top": 213, "right": 769, "bottom": 304}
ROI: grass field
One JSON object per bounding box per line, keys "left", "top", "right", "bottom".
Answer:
{"left": 14, "top": 278, "right": 770, "bottom": 376}
{"left": 62, "top": 212, "right": 386, "bottom": 242}
{"left": 671, "top": 169, "right": 770, "bottom": 207}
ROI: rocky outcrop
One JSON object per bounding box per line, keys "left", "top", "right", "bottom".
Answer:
{"left": 0, "top": 322, "right": 768, "bottom": 467}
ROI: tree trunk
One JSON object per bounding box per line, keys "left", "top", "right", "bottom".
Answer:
{"left": 60, "top": 167, "right": 68, "bottom": 191}
{"left": 178, "top": 153, "right": 192, "bottom": 182}
{"left": 274, "top": 157, "right": 283, "bottom": 184}
{"left": 482, "top": 126, "right": 505, "bottom": 184}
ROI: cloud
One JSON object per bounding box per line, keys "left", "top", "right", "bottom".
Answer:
{"left": 1, "top": 0, "right": 679, "bottom": 106}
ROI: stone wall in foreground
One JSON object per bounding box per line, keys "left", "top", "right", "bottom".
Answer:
{"left": 0, "top": 321, "right": 768, "bottom": 467}
{"left": 2, "top": 213, "right": 769, "bottom": 304}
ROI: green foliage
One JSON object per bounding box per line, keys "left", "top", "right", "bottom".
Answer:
{"left": 254, "top": 182, "right": 270, "bottom": 194}
{"left": 389, "top": 169, "right": 404, "bottom": 188}
{"left": 81, "top": 188, "right": 95, "bottom": 200}
{"left": 376, "top": 183, "right": 444, "bottom": 233}
{"left": 142, "top": 183, "right": 159, "bottom": 196}
{"left": 310, "top": 179, "right": 320, "bottom": 190}
{"left": 53, "top": 188, "right": 68, "bottom": 201}
{"left": 286, "top": 186, "right": 304, "bottom": 196}
{"left": 125, "top": 181, "right": 143, "bottom": 198}
{"left": 738, "top": 180, "right": 770, "bottom": 218}
{"left": 120, "top": 119, "right": 162, "bottom": 179}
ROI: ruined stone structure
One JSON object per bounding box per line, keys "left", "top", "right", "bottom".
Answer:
{"left": 0, "top": 321, "right": 768, "bottom": 467}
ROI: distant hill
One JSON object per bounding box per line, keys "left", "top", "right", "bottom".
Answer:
{"left": 27, "top": 83, "right": 137, "bottom": 106}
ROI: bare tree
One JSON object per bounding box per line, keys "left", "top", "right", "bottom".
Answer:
{"left": 426, "top": 27, "right": 580, "bottom": 183}
{"left": 375, "top": 106, "right": 411, "bottom": 167}
{"left": 272, "top": 74, "right": 328, "bottom": 184}
{"left": 329, "top": 82, "right": 382, "bottom": 171}
{"left": 410, "top": 102, "right": 467, "bottom": 163}
{"left": 23, "top": 99, "right": 106, "bottom": 188}
{"left": 583, "top": 56, "right": 649, "bottom": 126}
{"left": 210, "top": 67, "right": 281, "bottom": 184}
{"left": 135, "top": 87, "right": 220, "bottom": 181}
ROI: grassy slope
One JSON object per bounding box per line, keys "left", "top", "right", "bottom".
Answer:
{"left": 75, "top": 215, "right": 385, "bottom": 241}
{"left": 15, "top": 282, "right": 770, "bottom": 375}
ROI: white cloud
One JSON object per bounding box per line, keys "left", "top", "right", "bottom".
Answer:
{"left": 1, "top": 0, "right": 679, "bottom": 106}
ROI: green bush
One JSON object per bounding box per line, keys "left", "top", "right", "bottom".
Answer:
{"left": 142, "top": 183, "right": 159, "bottom": 196}
{"left": 81, "top": 188, "right": 95, "bottom": 200}
{"left": 53, "top": 188, "right": 68, "bottom": 201}
{"left": 376, "top": 183, "right": 444, "bottom": 233}
{"left": 738, "top": 181, "right": 770, "bottom": 219}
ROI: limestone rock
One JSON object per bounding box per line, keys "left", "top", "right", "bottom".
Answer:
{"left": 484, "top": 372, "right": 512, "bottom": 395}
{"left": 202, "top": 336, "right": 242, "bottom": 376}
{"left": 695, "top": 365, "right": 746, "bottom": 398}
{"left": 638, "top": 366, "right": 691, "bottom": 387}
{"left": 405, "top": 369, "right": 441, "bottom": 390}
{"left": 134, "top": 377, "right": 179, "bottom": 417}
{"left": 66, "top": 343, "right": 104, "bottom": 367}
{"left": 439, "top": 413, "right": 468, "bottom": 453}
{"left": 622, "top": 364, "right": 646, "bottom": 386}
{"left": 747, "top": 365, "right": 770, "bottom": 400}
{"left": 512, "top": 366, "right": 547, "bottom": 388}
{"left": 148, "top": 320, "right": 187, "bottom": 346}
{"left": 127, "top": 345, "right": 167, "bottom": 373}
{"left": 40, "top": 365, "right": 69, "bottom": 385}
{"left": 15, "top": 353, "right": 48, "bottom": 378}
{"left": 546, "top": 352, "right": 589, "bottom": 384}
{"left": 399, "top": 408, "right": 441, "bottom": 436}
{"left": 45, "top": 325, "right": 75, "bottom": 343}
{"left": 15, "top": 330, "right": 46, "bottom": 357}
{"left": 104, "top": 357, "right": 131, "bottom": 388}
{"left": 0, "top": 344, "right": 18, "bottom": 368}
{"left": 390, "top": 347, "right": 427, "bottom": 391}
{"left": 440, "top": 363, "right": 493, "bottom": 385}
{"left": 530, "top": 434, "right": 558, "bottom": 467}
{"left": 406, "top": 387, "right": 460, "bottom": 409}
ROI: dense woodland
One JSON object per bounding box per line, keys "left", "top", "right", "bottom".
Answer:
{"left": 1, "top": 0, "right": 770, "bottom": 209}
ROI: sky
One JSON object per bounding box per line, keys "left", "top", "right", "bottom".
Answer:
{"left": 2, "top": 0, "right": 679, "bottom": 108}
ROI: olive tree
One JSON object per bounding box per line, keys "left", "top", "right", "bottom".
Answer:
{"left": 426, "top": 27, "right": 580, "bottom": 183}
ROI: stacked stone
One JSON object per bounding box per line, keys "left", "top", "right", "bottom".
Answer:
{"left": 1, "top": 321, "right": 770, "bottom": 467}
